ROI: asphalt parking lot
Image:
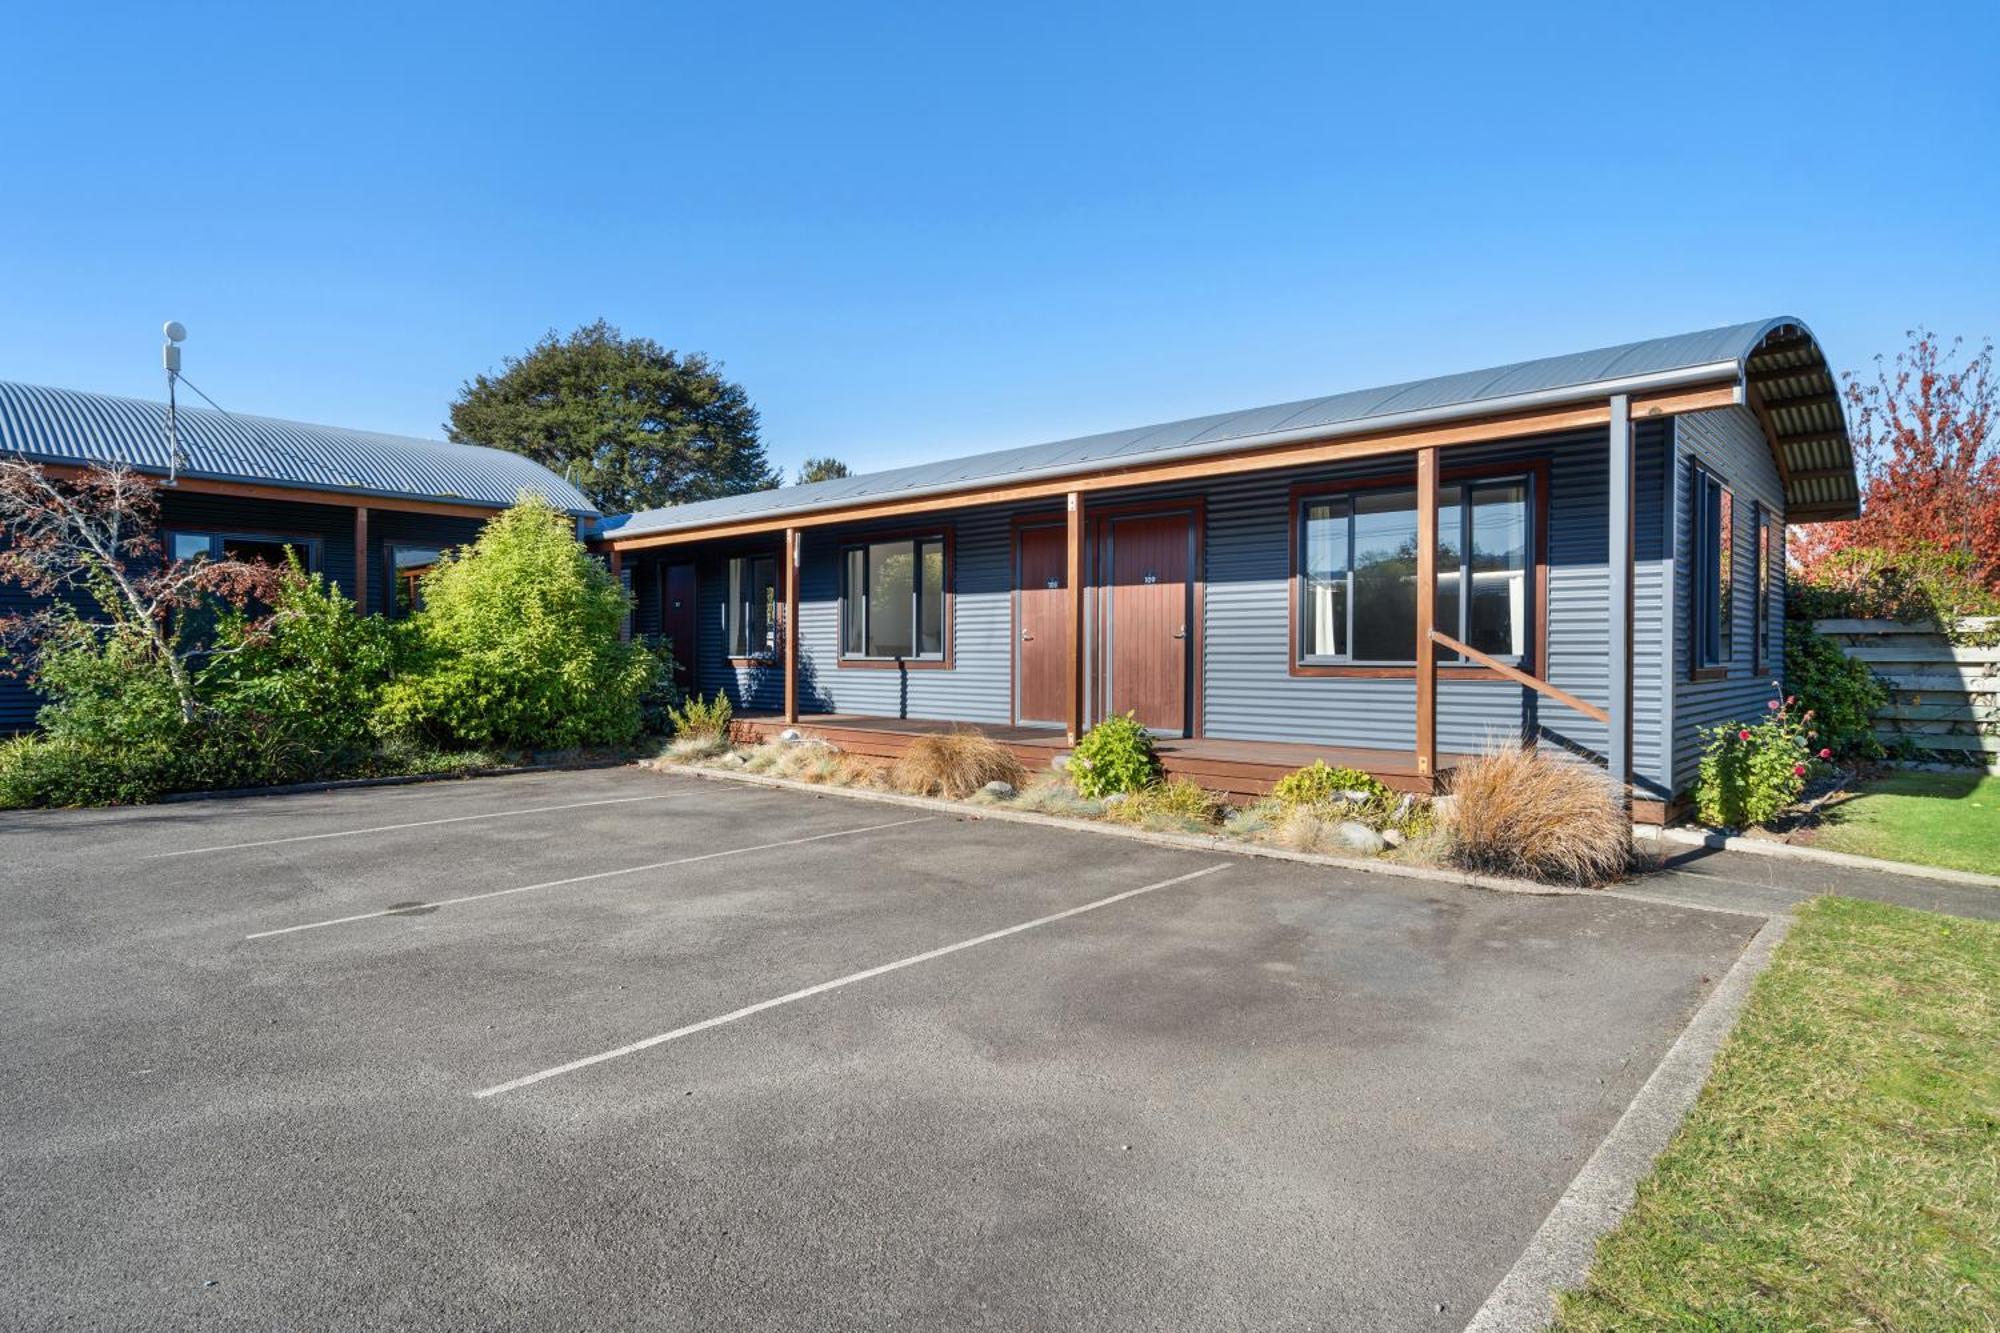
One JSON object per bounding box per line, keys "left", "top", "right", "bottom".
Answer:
{"left": 0, "top": 767, "right": 1758, "bottom": 1331}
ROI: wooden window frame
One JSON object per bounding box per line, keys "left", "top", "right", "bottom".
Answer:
{"left": 1287, "top": 460, "right": 1549, "bottom": 681}
{"left": 835, "top": 526, "right": 955, "bottom": 671}
{"left": 1689, "top": 463, "right": 1735, "bottom": 681}
{"left": 383, "top": 541, "right": 448, "bottom": 618}
{"left": 724, "top": 547, "right": 783, "bottom": 667}
{"left": 1753, "top": 503, "right": 1774, "bottom": 675}
{"left": 163, "top": 527, "right": 322, "bottom": 573}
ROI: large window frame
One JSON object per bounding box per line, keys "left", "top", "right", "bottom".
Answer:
{"left": 1691, "top": 464, "right": 1735, "bottom": 679}
{"left": 1753, "top": 503, "right": 1775, "bottom": 675}
{"left": 1288, "top": 463, "right": 1546, "bottom": 679}
{"left": 384, "top": 542, "right": 447, "bottom": 618}
{"left": 725, "top": 550, "right": 780, "bottom": 664}
{"left": 164, "top": 528, "right": 321, "bottom": 573}
{"left": 837, "top": 528, "right": 953, "bottom": 669}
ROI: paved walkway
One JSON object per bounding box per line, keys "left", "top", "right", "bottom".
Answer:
{"left": 1622, "top": 839, "right": 2000, "bottom": 921}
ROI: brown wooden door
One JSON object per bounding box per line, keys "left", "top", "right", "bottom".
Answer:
{"left": 1014, "top": 523, "right": 1071, "bottom": 726}
{"left": 1103, "top": 513, "right": 1192, "bottom": 734}
{"left": 661, "top": 564, "right": 698, "bottom": 690}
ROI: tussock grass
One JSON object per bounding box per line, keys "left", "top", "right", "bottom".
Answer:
{"left": 1013, "top": 777, "right": 1105, "bottom": 818}
{"left": 1443, "top": 745, "right": 1631, "bottom": 885}
{"left": 1557, "top": 898, "right": 2000, "bottom": 1330}
{"left": 890, "top": 731, "right": 1027, "bottom": 800}
{"left": 1105, "top": 777, "right": 1229, "bottom": 831}
{"left": 663, "top": 733, "right": 732, "bottom": 762}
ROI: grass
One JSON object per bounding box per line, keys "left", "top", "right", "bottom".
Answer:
{"left": 1808, "top": 770, "right": 2000, "bottom": 876}
{"left": 1555, "top": 897, "right": 1999, "bottom": 1330}
{"left": 1443, "top": 745, "right": 1633, "bottom": 885}
{"left": 890, "top": 731, "right": 1027, "bottom": 800}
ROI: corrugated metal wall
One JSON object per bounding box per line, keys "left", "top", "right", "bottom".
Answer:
{"left": 1672, "top": 406, "right": 1787, "bottom": 784}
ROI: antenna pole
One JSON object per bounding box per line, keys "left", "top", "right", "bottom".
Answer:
{"left": 161, "top": 321, "right": 186, "bottom": 484}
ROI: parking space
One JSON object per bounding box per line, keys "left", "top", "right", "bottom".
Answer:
{"left": 0, "top": 769, "right": 1758, "bottom": 1330}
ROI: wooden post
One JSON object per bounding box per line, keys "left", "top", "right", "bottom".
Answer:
{"left": 783, "top": 526, "right": 800, "bottom": 724}
{"left": 353, "top": 506, "right": 369, "bottom": 615}
{"left": 607, "top": 546, "right": 628, "bottom": 641}
{"left": 1414, "top": 448, "right": 1438, "bottom": 786}
{"left": 1065, "top": 491, "right": 1085, "bottom": 744}
{"left": 1608, "top": 394, "right": 1634, "bottom": 797}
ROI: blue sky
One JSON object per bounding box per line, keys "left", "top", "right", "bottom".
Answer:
{"left": 3, "top": 2, "right": 1995, "bottom": 481}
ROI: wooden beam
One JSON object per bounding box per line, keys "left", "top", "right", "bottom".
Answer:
{"left": 37, "top": 466, "right": 508, "bottom": 519}
{"left": 1414, "top": 447, "right": 1438, "bottom": 784}
{"left": 1788, "top": 466, "right": 1858, "bottom": 483}
{"left": 782, "top": 528, "right": 800, "bottom": 724}
{"left": 353, "top": 506, "right": 369, "bottom": 615}
{"left": 1430, "top": 632, "right": 1612, "bottom": 725}
{"left": 602, "top": 393, "right": 1732, "bottom": 553}
{"left": 1064, "top": 492, "right": 1085, "bottom": 744}
{"left": 1608, "top": 394, "right": 1633, "bottom": 792}
{"left": 608, "top": 546, "right": 628, "bottom": 642}
{"left": 1629, "top": 383, "right": 1738, "bottom": 416}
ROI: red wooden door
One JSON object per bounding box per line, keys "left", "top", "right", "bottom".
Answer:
{"left": 1015, "top": 524, "right": 1071, "bottom": 726}
{"left": 661, "top": 564, "right": 698, "bottom": 690}
{"left": 1103, "top": 513, "right": 1192, "bottom": 734}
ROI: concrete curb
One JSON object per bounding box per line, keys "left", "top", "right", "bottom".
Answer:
{"left": 1462, "top": 911, "right": 1794, "bottom": 1332}
{"left": 1656, "top": 824, "right": 2000, "bottom": 890}
{"left": 157, "top": 758, "right": 634, "bottom": 805}
{"left": 647, "top": 759, "right": 1619, "bottom": 901}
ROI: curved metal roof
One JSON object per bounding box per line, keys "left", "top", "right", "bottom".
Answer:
{"left": 0, "top": 380, "right": 596, "bottom": 515}
{"left": 597, "top": 316, "right": 1855, "bottom": 538}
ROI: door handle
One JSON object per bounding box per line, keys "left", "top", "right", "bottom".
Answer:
{"left": 1171, "top": 624, "right": 1187, "bottom": 640}
{"left": 1021, "top": 630, "right": 1034, "bottom": 641}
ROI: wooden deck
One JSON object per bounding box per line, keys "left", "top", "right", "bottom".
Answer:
{"left": 730, "top": 713, "right": 1468, "bottom": 799}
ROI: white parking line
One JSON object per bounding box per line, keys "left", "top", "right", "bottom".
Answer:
{"left": 243, "top": 817, "right": 935, "bottom": 939}
{"left": 473, "top": 862, "right": 1229, "bottom": 1099}
{"left": 152, "top": 793, "right": 691, "bottom": 859}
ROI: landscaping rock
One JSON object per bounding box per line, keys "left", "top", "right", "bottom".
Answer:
{"left": 1391, "top": 793, "right": 1414, "bottom": 823}
{"left": 1050, "top": 754, "right": 1071, "bottom": 773}
{"left": 1431, "top": 794, "right": 1457, "bottom": 823}
{"left": 1102, "top": 792, "right": 1128, "bottom": 808}
{"left": 1335, "top": 820, "right": 1387, "bottom": 853}
{"left": 778, "top": 728, "right": 802, "bottom": 744}
{"left": 1380, "top": 827, "right": 1405, "bottom": 848}
{"left": 981, "top": 780, "right": 1017, "bottom": 799}
{"left": 1340, "top": 790, "right": 1371, "bottom": 804}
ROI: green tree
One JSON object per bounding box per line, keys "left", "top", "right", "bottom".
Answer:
{"left": 447, "top": 320, "right": 776, "bottom": 514}
{"left": 375, "top": 495, "right": 655, "bottom": 748}
{"left": 795, "top": 456, "right": 851, "bottom": 484}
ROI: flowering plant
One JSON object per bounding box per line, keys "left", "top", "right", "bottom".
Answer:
{"left": 1693, "top": 685, "right": 1831, "bottom": 829}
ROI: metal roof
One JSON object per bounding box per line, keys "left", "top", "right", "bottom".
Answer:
{"left": 0, "top": 380, "right": 597, "bottom": 515}
{"left": 595, "top": 316, "right": 1856, "bottom": 538}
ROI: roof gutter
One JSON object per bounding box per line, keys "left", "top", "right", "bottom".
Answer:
{"left": 602, "top": 358, "right": 1744, "bottom": 540}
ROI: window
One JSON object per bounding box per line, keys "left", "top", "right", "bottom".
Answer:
{"left": 840, "top": 534, "right": 947, "bottom": 661}
{"left": 166, "top": 530, "right": 318, "bottom": 571}
{"left": 1297, "top": 477, "right": 1530, "bottom": 667}
{"left": 727, "top": 553, "right": 778, "bottom": 660}
{"left": 1753, "top": 505, "right": 1774, "bottom": 673}
{"left": 1692, "top": 467, "right": 1734, "bottom": 671}
{"left": 387, "top": 543, "right": 445, "bottom": 617}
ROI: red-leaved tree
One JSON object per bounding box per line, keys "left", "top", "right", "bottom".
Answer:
{"left": 1790, "top": 330, "right": 1999, "bottom": 588}
{"left": 0, "top": 459, "right": 280, "bottom": 723}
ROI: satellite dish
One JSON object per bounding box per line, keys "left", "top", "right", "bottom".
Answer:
{"left": 162, "top": 320, "right": 187, "bottom": 343}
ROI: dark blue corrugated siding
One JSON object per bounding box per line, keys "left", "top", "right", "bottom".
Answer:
{"left": 1672, "top": 407, "right": 1787, "bottom": 787}
{"left": 367, "top": 510, "right": 487, "bottom": 614}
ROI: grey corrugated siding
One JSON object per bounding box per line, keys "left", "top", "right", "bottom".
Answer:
{"left": 656, "top": 424, "right": 1690, "bottom": 779}
{"left": 1672, "top": 407, "right": 1787, "bottom": 787}
{"left": 0, "top": 381, "right": 595, "bottom": 514}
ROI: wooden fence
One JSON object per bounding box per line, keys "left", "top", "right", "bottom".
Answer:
{"left": 1815, "top": 617, "right": 2000, "bottom": 766}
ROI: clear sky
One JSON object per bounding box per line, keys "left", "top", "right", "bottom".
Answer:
{"left": 3, "top": 2, "right": 1995, "bottom": 482}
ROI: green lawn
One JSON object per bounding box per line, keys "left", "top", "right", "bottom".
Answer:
{"left": 1807, "top": 770, "right": 2000, "bottom": 875}
{"left": 1555, "top": 897, "right": 1998, "bottom": 1330}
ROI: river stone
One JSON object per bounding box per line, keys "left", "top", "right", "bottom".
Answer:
{"left": 1335, "top": 820, "right": 1387, "bottom": 853}
{"left": 981, "top": 780, "right": 1017, "bottom": 799}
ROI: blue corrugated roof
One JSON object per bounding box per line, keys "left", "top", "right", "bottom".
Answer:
{"left": 0, "top": 381, "right": 596, "bottom": 515}
{"left": 598, "top": 317, "right": 1826, "bottom": 538}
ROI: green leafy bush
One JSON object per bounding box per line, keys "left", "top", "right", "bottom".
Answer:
{"left": 634, "top": 635, "right": 683, "bottom": 735}
{"left": 1068, "top": 713, "right": 1159, "bottom": 798}
{"left": 1782, "top": 622, "right": 1887, "bottom": 761}
{"left": 665, "top": 689, "right": 733, "bottom": 740}
{"left": 1271, "top": 760, "right": 1392, "bottom": 808}
{"left": 374, "top": 496, "right": 652, "bottom": 748}
{"left": 1695, "top": 690, "right": 1828, "bottom": 829}
{"left": 1790, "top": 544, "right": 2000, "bottom": 646}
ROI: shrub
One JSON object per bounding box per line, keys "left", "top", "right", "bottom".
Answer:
{"left": 1107, "top": 777, "right": 1227, "bottom": 827}
{"left": 202, "top": 560, "right": 399, "bottom": 778}
{"left": 1271, "top": 760, "right": 1391, "bottom": 808}
{"left": 1444, "top": 745, "right": 1631, "bottom": 885}
{"left": 891, "top": 731, "right": 1027, "bottom": 799}
{"left": 1790, "top": 543, "right": 2000, "bottom": 646}
{"left": 1695, "top": 690, "right": 1826, "bottom": 829}
{"left": 665, "top": 690, "right": 734, "bottom": 741}
{"left": 634, "top": 636, "right": 683, "bottom": 735}
{"left": 1068, "top": 713, "right": 1159, "bottom": 798}
{"left": 374, "top": 496, "right": 652, "bottom": 748}
{"left": 1783, "top": 623, "right": 1887, "bottom": 761}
